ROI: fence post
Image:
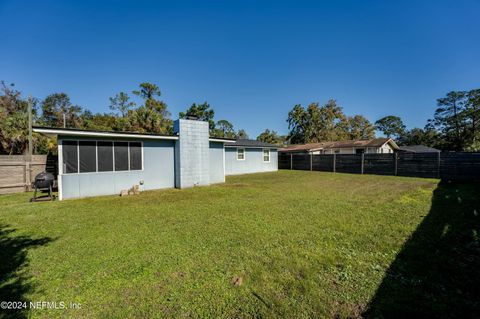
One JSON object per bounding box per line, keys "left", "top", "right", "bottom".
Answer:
{"left": 394, "top": 153, "right": 398, "bottom": 176}
{"left": 361, "top": 153, "right": 364, "bottom": 174}
{"left": 333, "top": 154, "right": 336, "bottom": 173}
{"left": 437, "top": 152, "right": 441, "bottom": 179}
{"left": 290, "top": 154, "right": 293, "bottom": 170}
{"left": 310, "top": 153, "right": 313, "bottom": 171}
{"left": 25, "top": 161, "right": 31, "bottom": 191}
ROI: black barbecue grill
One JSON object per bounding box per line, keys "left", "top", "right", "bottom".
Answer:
{"left": 30, "top": 171, "right": 56, "bottom": 202}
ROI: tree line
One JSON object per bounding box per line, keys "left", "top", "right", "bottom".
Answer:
{"left": 373, "top": 89, "right": 480, "bottom": 151}
{"left": 286, "top": 89, "right": 480, "bottom": 151}
{"left": 1, "top": 80, "right": 479, "bottom": 155}
{"left": 0, "top": 81, "right": 280, "bottom": 155}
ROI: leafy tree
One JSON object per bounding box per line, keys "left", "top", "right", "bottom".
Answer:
{"left": 431, "top": 91, "right": 467, "bottom": 150}
{"left": 81, "top": 111, "right": 118, "bottom": 131}
{"left": 215, "top": 120, "right": 235, "bottom": 138}
{"left": 41, "top": 93, "right": 83, "bottom": 128}
{"left": 179, "top": 102, "right": 215, "bottom": 131}
{"left": 348, "top": 115, "right": 375, "bottom": 140}
{"left": 465, "top": 139, "right": 480, "bottom": 152}
{"left": 257, "top": 129, "right": 283, "bottom": 145}
{"left": 287, "top": 100, "right": 356, "bottom": 143}
{"left": 109, "top": 92, "right": 135, "bottom": 117}
{"left": 375, "top": 115, "right": 406, "bottom": 139}
{"left": 0, "top": 81, "right": 51, "bottom": 154}
{"left": 237, "top": 129, "right": 249, "bottom": 139}
{"left": 465, "top": 89, "right": 480, "bottom": 144}
{"left": 128, "top": 83, "right": 172, "bottom": 134}
{"left": 286, "top": 104, "right": 308, "bottom": 143}
{"left": 133, "top": 82, "right": 161, "bottom": 100}
{"left": 397, "top": 127, "right": 441, "bottom": 147}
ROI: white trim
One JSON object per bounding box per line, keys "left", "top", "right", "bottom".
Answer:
{"left": 95, "top": 141, "right": 98, "bottom": 172}
{"left": 222, "top": 146, "right": 226, "bottom": 182}
{"left": 77, "top": 141, "right": 80, "bottom": 173}
{"left": 237, "top": 147, "right": 245, "bottom": 161}
{"left": 127, "top": 141, "right": 131, "bottom": 170}
{"left": 33, "top": 127, "right": 179, "bottom": 140}
{"left": 225, "top": 145, "right": 278, "bottom": 149}
{"left": 380, "top": 139, "right": 399, "bottom": 150}
{"left": 262, "top": 148, "right": 271, "bottom": 163}
{"left": 209, "top": 138, "right": 235, "bottom": 143}
{"left": 58, "top": 139, "right": 63, "bottom": 201}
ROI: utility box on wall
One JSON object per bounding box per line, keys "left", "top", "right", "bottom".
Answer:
{"left": 174, "top": 119, "right": 211, "bottom": 188}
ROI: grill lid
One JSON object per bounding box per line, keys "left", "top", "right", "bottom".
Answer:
{"left": 35, "top": 171, "right": 55, "bottom": 182}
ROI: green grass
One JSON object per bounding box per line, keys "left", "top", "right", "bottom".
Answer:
{"left": 1, "top": 171, "right": 479, "bottom": 318}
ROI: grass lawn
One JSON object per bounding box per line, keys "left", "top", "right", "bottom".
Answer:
{"left": 1, "top": 171, "right": 479, "bottom": 318}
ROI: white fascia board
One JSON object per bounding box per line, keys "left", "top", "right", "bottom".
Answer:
{"left": 33, "top": 128, "right": 179, "bottom": 140}
{"left": 209, "top": 138, "right": 236, "bottom": 143}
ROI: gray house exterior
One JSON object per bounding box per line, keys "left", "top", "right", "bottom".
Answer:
{"left": 225, "top": 140, "right": 278, "bottom": 175}
{"left": 34, "top": 119, "right": 277, "bottom": 200}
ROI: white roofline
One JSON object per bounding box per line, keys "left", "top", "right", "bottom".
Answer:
{"left": 225, "top": 145, "right": 277, "bottom": 148}
{"left": 209, "top": 138, "right": 236, "bottom": 143}
{"left": 382, "top": 138, "right": 399, "bottom": 150}
{"left": 33, "top": 127, "right": 179, "bottom": 140}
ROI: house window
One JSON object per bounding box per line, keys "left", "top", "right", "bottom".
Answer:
{"left": 237, "top": 148, "right": 245, "bottom": 160}
{"left": 263, "top": 149, "right": 270, "bottom": 162}
{"left": 334, "top": 150, "right": 340, "bottom": 154}
{"left": 97, "top": 141, "right": 113, "bottom": 172}
{"left": 114, "top": 142, "right": 129, "bottom": 171}
{"left": 129, "top": 142, "right": 142, "bottom": 170}
{"left": 79, "top": 141, "right": 97, "bottom": 173}
{"left": 62, "top": 140, "right": 143, "bottom": 174}
{"left": 63, "top": 140, "right": 78, "bottom": 174}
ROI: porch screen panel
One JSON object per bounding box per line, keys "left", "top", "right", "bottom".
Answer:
{"left": 129, "top": 142, "right": 142, "bottom": 170}
{"left": 62, "top": 140, "right": 78, "bottom": 174}
{"left": 79, "top": 141, "right": 97, "bottom": 173}
{"left": 97, "top": 141, "right": 113, "bottom": 172}
{"left": 114, "top": 142, "right": 129, "bottom": 171}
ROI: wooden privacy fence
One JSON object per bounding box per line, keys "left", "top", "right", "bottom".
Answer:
{"left": 279, "top": 152, "right": 480, "bottom": 181}
{"left": 0, "top": 154, "right": 58, "bottom": 194}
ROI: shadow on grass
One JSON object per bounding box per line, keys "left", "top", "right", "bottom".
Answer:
{"left": 364, "top": 182, "right": 480, "bottom": 318}
{"left": 0, "top": 224, "right": 54, "bottom": 319}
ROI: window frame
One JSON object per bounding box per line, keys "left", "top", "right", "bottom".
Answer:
{"left": 262, "top": 148, "right": 270, "bottom": 163}
{"left": 236, "top": 147, "right": 245, "bottom": 161}
{"left": 61, "top": 139, "right": 144, "bottom": 175}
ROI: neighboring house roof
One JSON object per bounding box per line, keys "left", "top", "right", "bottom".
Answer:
{"left": 32, "top": 126, "right": 235, "bottom": 143}
{"left": 398, "top": 145, "right": 440, "bottom": 153}
{"left": 279, "top": 137, "right": 398, "bottom": 153}
{"left": 226, "top": 139, "right": 278, "bottom": 148}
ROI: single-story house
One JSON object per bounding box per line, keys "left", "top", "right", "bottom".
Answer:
{"left": 397, "top": 145, "right": 440, "bottom": 153}
{"left": 33, "top": 119, "right": 278, "bottom": 200}
{"left": 279, "top": 137, "right": 399, "bottom": 155}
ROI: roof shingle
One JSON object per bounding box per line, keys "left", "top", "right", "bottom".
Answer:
{"left": 279, "top": 138, "right": 396, "bottom": 152}
{"left": 227, "top": 139, "right": 278, "bottom": 148}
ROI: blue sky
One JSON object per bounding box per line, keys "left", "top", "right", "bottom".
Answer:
{"left": 1, "top": 0, "right": 479, "bottom": 137}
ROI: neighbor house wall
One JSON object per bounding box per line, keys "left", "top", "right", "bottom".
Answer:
{"left": 320, "top": 145, "right": 394, "bottom": 154}
{"left": 59, "top": 136, "right": 175, "bottom": 200}
{"left": 225, "top": 147, "right": 278, "bottom": 175}
{"left": 209, "top": 142, "right": 225, "bottom": 184}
